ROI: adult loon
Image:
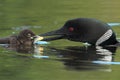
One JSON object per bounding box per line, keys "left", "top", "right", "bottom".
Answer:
{"left": 40, "top": 18, "right": 118, "bottom": 46}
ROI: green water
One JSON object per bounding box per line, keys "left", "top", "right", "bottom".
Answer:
{"left": 1, "top": 0, "right": 120, "bottom": 80}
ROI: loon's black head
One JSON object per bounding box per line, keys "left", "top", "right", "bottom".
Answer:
{"left": 40, "top": 18, "right": 89, "bottom": 41}
{"left": 40, "top": 18, "right": 118, "bottom": 46}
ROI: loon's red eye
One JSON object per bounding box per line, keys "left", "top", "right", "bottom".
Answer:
{"left": 69, "top": 27, "right": 74, "bottom": 32}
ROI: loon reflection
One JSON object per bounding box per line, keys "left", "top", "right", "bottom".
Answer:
{"left": 49, "top": 46, "right": 117, "bottom": 71}
{"left": 0, "top": 43, "right": 118, "bottom": 71}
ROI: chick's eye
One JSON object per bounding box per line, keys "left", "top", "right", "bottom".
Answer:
{"left": 68, "top": 27, "right": 74, "bottom": 32}
{"left": 27, "top": 33, "right": 31, "bottom": 37}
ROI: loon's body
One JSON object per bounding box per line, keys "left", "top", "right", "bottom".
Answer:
{"left": 40, "top": 18, "right": 118, "bottom": 46}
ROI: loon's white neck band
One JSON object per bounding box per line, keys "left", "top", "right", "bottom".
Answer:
{"left": 96, "top": 29, "right": 113, "bottom": 46}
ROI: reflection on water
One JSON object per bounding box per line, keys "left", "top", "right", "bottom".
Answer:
{"left": 33, "top": 45, "right": 49, "bottom": 58}
{"left": 0, "top": 26, "right": 42, "bottom": 31}
{"left": 0, "top": 43, "right": 118, "bottom": 72}
{"left": 11, "top": 26, "right": 42, "bottom": 31}
{"left": 0, "top": 44, "right": 34, "bottom": 54}
{"left": 47, "top": 46, "right": 117, "bottom": 71}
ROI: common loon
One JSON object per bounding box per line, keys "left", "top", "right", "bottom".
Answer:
{"left": 40, "top": 18, "right": 118, "bottom": 46}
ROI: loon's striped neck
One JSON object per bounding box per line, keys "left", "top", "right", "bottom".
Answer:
{"left": 96, "top": 29, "right": 113, "bottom": 46}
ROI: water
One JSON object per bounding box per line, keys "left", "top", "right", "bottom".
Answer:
{"left": 1, "top": 0, "right": 120, "bottom": 80}
{"left": 0, "top": 44, "right": 120, "bottom": 80}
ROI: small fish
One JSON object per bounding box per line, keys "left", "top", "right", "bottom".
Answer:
{"left": 33, "top": 36, "right": 49, "bottom": 45}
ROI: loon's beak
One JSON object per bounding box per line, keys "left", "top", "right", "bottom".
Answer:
{"left": 39, "top": 28, "right": 66, "bottom": 41}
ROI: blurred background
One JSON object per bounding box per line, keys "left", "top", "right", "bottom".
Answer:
{"left": 1, "top": 0, "right": 120, "bottom": 35}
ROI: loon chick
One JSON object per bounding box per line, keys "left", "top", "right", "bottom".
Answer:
{"left": 0, "top": 29, "right": 35, "bottom": 46}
